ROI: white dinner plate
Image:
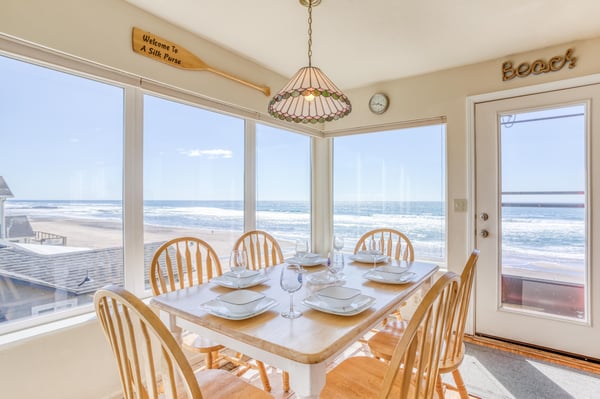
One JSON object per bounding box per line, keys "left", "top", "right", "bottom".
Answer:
{"left": 211, "top": 271, "right": 270, "bottom": 289}
{"left": 285, "top": 256, "right": 327, "bottom": 267}
{"left": 363, "top": 268, "right": 416, "bottom": 284}
{"left": 302, "top": 294, "right": 375, "bottom": 316}
{"left": 200, "top": 297, "right": 278, "bottom": 320}
{"left": 349, "top": 253, "right": 389, "bottom": 264}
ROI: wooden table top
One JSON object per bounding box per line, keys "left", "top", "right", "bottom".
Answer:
{"left": 150, "top": 257, "right": 438, "bottom": 365}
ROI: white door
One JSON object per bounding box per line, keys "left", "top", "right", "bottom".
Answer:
{"left": 474, "top": 85, "right": 600, "bottom": 359}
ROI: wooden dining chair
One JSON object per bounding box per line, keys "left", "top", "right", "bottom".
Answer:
{"left": 320, "top": 272, "right": 460, "bottom": 399}
{"left": 94, "top": 285, "right": 273, "bottom": 399}
{"left": 233, "top": 230, "right": 284, "bottom": 271}
{"left": 355, "top": 228, "right": 415, "bottom": 324}
{"left": 232, "top": 229, "right": 290, "bottom": 392}
{"left": 150, "top": 237, "right": 272, "bottom": 392}
{"left": 354, "top": 228, "right": 414, "bottom": 262}
{"left": 366, "top": 250, "right": 480, "bottom": 399}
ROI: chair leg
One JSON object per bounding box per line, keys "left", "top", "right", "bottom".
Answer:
{"left": 256, "top": 360, "right": 272, "bottom": 392}
{"left": 452, "top": 369, "right": 469, "bottom": 399}
{"left": 282, "top": 371, "right": 290, "bottom": 393}
{"left": 436, "top": 374, "right": 446, "bottom": 398}
{"left": 205, "top": 352, "right": 214, "bottom": 369}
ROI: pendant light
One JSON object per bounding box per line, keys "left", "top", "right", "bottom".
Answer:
{"left": 268, "top": 0, "right": 351, "bottom": 124}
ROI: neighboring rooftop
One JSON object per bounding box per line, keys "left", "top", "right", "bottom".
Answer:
{"left": 0, "top": 176, "right": 14, "bottom": 198}
{"left": 5, "top": 216, "right": 34, "bottom": 239}
{"left": 0, "top": 241, "right": 164, "bottom": 295}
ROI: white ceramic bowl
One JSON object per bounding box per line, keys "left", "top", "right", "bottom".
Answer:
{"left": 317, "top": 286, "right": 361, "bottom": 308}
{"left": 217, "top": 290, "right": 265, "bottom": 313}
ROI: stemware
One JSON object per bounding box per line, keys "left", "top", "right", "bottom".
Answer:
{"left": 280, "top": 264, "right": 303, "bottom": 319}
{"left": 295, "top": 239, "right": 309, "bottom": 264}
{"left": 333, "top": 235, "right": 344, "bottom": 252}
{"left": 327, "top": 252, "right": 345, "bottom": 282}
{"left": 368, "top": 237, "right": 381, "bottom": 268}
{"left": 229, "top": 249, "right": 248, "bottom": 278}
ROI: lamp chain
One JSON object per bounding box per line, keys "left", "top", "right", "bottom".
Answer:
{"left": 307, "top": 0, "right": 313, "bottom": 67}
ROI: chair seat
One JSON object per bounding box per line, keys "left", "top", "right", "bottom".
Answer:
{"left": 182, "top": 331, "right": 225, "bottom": 353}
{"left": 367, "top": 319, "right": 408, "bottom": 361}
{"left": 439, "top": 341, "right": 465, "bottom": 373}
{"left": 320, "top": 356, "right": 406, "bottom": 399}
{"left": 196, "top": 368, "right": 273, "bottom": 399}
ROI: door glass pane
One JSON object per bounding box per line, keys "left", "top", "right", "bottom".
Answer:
{"left": 500, "top": 105, "right": 586, "bottom": 319}
{"left": 143, "top": 94, "right": 245, "bottom": 289}
{"left": 332, "top": 124, "right": 446, "bottom": 262}
{"left": 0, "top": 55, "right": 124, "bottom": 326}
{"left": 256, "top": 124, "right": 311, "bottom": 256}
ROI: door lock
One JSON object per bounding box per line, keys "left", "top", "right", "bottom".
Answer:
{"left": 480, "top": 213, "right": 489, "bottom": 221}
{"left": 480, "top": 229, "right": 489, "bottom": 238}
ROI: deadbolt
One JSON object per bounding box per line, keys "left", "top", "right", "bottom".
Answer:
{"left": 480, "top": 229, "right": 489, "bottom": 238}
{"left": 480, "top": 213, "right": 489, "bottom": 221}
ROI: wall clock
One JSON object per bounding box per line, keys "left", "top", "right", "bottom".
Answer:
{"left": 368, "top": 93, "right": 389, "bottom": 114}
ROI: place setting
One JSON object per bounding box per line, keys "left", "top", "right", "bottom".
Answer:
{"left": 306, "top": 250, "right": 346, "bottom": 285}
{"left": 199, "top": 289, "right": 278, "bottom": 320}
{"left": 349, "top": 238, "right": 390, "bottom": 266}
{"left": 284, "top": 239, "right": 328, "bottom": 268}
{"left": 303, "top": 285, "right": 376, "bottom": 317}
{"left": 210, "top": 248, "right": 270, "bottom": 289}
{"left": 363, "top": 264, "right": 416, "bottom": 285}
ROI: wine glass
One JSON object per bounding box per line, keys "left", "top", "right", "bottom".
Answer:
{"left": 327, "top": 252, "right": 345, "bottom": 282}
{"left": 229, "top": 249, "right": 248, "bottom": 278}
{"left": 333, "top": 235, "right": 344, "bottom": 252}
{"left": 368, "top": 238, "right": 381, "bottom": 268}
{"left": 295, "top": 239, "right": 309, "bottom": 264}
{"left": 280, "top": 264, "right": 303, "bottom": 319}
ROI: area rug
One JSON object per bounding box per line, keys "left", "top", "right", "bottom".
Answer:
{"left": 446, "top": 342, "right": 600, "bottom": 399}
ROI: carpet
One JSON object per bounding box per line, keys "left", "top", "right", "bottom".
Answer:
{"left": 446, "top": 342, "right": 600, "bottom": 399}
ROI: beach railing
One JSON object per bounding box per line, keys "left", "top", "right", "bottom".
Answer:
{"left": 26, "top": 231, "right": 67, "bottom": 246}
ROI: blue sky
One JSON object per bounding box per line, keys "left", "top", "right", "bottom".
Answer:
{"left": 1, "top": 54, "right": 446, "bottom": 202}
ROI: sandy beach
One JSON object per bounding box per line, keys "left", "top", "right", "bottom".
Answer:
{"left": 31, "top": 217, "right": 245, "bottom": 256}
{"left": 28, "top": 217, "right": 295, "bottom": 258}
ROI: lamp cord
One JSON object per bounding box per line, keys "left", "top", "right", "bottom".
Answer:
{"left": 307, "top": 0, "right": 313, "bottom": 67}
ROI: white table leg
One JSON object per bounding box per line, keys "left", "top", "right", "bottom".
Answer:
{"left": 287, "top": 362, "right": 327, "bottom": 399}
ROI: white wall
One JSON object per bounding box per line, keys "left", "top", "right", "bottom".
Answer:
{"left": 2, "top": 0, "right": 600, "bottom": 398}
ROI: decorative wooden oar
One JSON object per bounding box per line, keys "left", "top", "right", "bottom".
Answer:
{"left": 132, "top": 27, "right": 270, "bottom": 96}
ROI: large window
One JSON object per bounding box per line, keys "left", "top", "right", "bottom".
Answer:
{"left": 0, "top": 55, "right": 124, "bottom": 326}
{"left": 143, "top": 94, "right": 245, "bottom": 281}
{"left": 333, "top": 124, "right": 446, "bottom": 261}
{"left": 256, "top": 124, "right": 311, "bottom": 255}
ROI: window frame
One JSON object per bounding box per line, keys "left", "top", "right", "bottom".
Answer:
{"left": 0, "top": 34, "right": 449, "bottom": 335}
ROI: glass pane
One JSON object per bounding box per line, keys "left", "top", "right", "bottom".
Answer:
{"left": 332, "top": 124, "right": 446, "bottom": 261}
{"left": 256, "top": 124, "right": 311, "bottom": 255}
{"left": 143, "top": 95, "right": 244, "bottom": 288}
{"left": 500, "top": 105, "right": 586, "bottom": 319}
{"left": 0, "top": 55, "right": 124, "bottom": 325}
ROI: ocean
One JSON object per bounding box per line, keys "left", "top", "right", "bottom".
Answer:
{"left": 4, "top": 200, "right": 586, "bottom": 271}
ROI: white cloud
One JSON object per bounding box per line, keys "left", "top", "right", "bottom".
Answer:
{"left": 179, "top": 149, "right": 233, "bottom": 159}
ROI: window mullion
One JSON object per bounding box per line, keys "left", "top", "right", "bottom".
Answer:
{"left": 123, "top": 87, "right": 145, "bottom": 295}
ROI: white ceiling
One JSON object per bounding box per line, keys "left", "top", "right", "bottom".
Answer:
{"left": 125, "top": 0, "right": 600, "bottom": 90}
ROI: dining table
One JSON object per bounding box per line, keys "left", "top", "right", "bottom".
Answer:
{"left": 150, "top": 255, "right": 439, "bottom": 399}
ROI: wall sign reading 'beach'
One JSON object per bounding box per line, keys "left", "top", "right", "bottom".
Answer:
{"left": 131, "top": 27, "right": 270, "bottom": 96}
{"left": 502, "top": 48, "right": 577, "bottom": 81}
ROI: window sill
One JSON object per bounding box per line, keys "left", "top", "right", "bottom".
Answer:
{"left": 0, "top": 312, "right": 98, "bottom": 349}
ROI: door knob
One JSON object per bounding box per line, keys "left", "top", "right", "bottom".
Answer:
{"left": 480, "top": 229, "right": 489, "bottom": 238}
{"left": 480, "top": 213, "right": 489, "bottom": 221}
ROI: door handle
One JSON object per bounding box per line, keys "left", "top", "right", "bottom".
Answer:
{"left": 480, "top": 229, "right": 489, "bottom": 238}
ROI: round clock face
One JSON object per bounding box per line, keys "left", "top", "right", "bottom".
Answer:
{"left": 369, "top": 93, "right": 389, "bottom": 114}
